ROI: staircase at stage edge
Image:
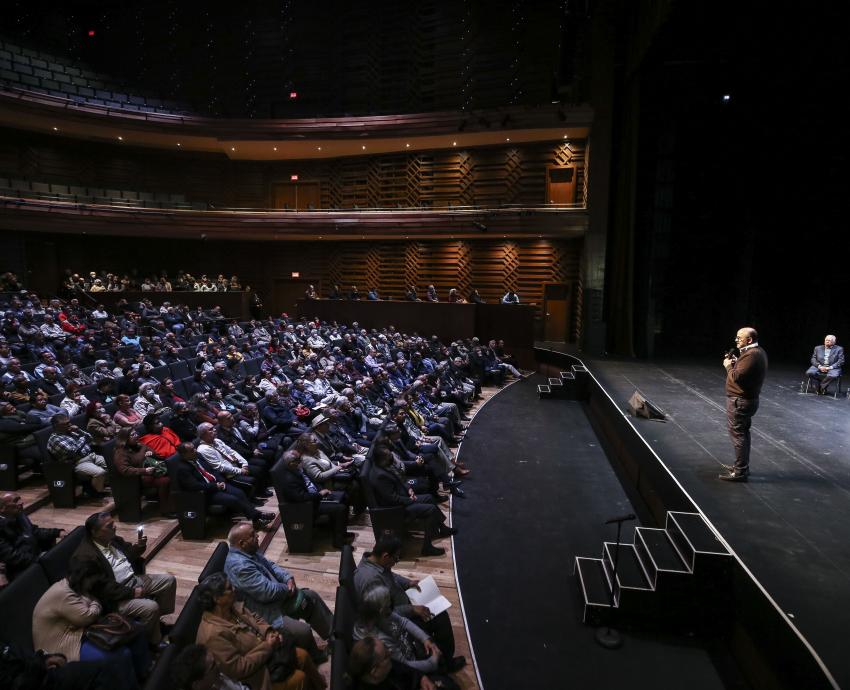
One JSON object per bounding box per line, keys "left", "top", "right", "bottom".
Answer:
{"left": 575, "top": 511, "right": 732, "bottom": 631}
{"left": 538, "top": 364, "right": 588, "bottom": 399}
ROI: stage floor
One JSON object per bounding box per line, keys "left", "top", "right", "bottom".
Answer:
{"left": 584, "top": 355, "right": 850, "bottom": 688}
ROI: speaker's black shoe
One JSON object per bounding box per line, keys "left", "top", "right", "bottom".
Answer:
{"left": 718, "top": 470, "right": 748, "bottom": 482}
{"left": 437, "top": 525, "right": 458, "bottom": 537}
{"left": 449, "top": 486, "right": 465, "bottom": 498}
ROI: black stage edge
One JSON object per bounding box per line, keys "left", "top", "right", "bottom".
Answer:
{"left": 535, "top": 346, "right": 840, "bottom": 690}
{"left": 453, "top": 376, "right": 740, "bottom": 690}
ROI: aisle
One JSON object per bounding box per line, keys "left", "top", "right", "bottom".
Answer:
{"left": 452, "top": 374, "right": 728, "bottom": 689}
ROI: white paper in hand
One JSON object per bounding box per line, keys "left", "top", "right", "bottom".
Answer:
{"left": 405, "top": 575, "right": 451, "bottom": 616}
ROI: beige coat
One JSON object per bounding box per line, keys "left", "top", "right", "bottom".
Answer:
{"left": 32, "top": 579, "right": 102, "bottom": 661}
{"left": 196, "top": 602, "right": 274, "bottom": 690}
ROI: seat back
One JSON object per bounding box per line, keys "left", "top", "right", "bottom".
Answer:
{"left": 169, "top": 585, "right": 204, "bottom": 648}
{"left": 281, "top": 501, "right": 315, "bottom": 553}
{"left": 197, "top": 542, "right": 229, "bottom": 583}
{"left": 168, "top": 360, "right": 190, "bottom": 380}
{"left": 166, "top": 453, "right": 209, "bottom": 539}
{"left": 332, "top": 584, "right": 356, "bottom": 652}
{"left": 0, "top": 563, "right": 50, "bottom": 653}
{"left": 0, "top": 444, "right": 21, "bottom": 491}
{"left": 338, "top": 543, "right": 356, "bottom": 589}
{"left": 329, "top": 638, "right": 351, "bottom": 690}
{"left": 149, "top": 366, "right": 169, "bottom": 383}
{"left": 142, "top": 642, "right": 180, "bottom": 690}
{"left": 103, "top": 439, "right": 144, "bottom": 523}
{"left": 39, "top": 525, "right": 85, "bottom": 583}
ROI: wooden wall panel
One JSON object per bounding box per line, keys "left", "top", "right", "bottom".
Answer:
{"left": 8, "top": 233, "right": 581, "bottom": 324}
{"left": 0, "top": 128, "right": 587, "bottom": 211}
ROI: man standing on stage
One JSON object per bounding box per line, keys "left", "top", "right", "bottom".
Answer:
{"left": 720, "top": 327, "right": 768, "bottom": 482}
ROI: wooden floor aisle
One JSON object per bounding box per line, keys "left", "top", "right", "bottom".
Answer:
{"left": 20, "top": 386, "right": 509, "bottom": 690}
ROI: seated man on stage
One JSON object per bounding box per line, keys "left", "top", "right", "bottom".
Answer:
{"left": 806, "top": 334, "right": 844, "bottom": 395}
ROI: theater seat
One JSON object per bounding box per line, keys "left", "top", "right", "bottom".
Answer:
{"left": 331, "top": 584, "right": 355, "bottom": 653}
{"left": 39, "top": 525, "right": 85, "bottom": 583}
{"left": 142, "top": 642, "right": 179, "bottom": 690}
{"left": 169, "top": 585, "right": 203, "bottom": 649}
{"left": 165, "top": 453, "right": 226, "bottom": 540}
{"left": 329, "top": 638, "right": 350, "bottom": 690}
{"left": 0, "top": 563, "right": 50, "bottom": 652}
{"left": 197, "top": 541, "right": 229, "bottom": 583}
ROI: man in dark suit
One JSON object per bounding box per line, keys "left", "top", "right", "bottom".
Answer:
{"left": 719, "top": 327, "right": 768, "bottom": 482}
{"left": 805, "top": 334, "right": 844, "bottom": 395}
{"left": 369, "top": 444, "right": 455, "bottom": 556}
{"left": 272, "top": 449, "right": 352, "bottom": 549}
{"left": 0, "top": 492, "right": 62, "bottom": 581}
{"left": 71, "top": 511, "right": 176, "bottom": 645}
{"left": 174, "top": 443, "right": 274, "bottom": 526}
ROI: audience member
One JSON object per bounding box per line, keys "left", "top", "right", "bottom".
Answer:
{"left": 195, "top": 573, "right": 325, "bottom": 690}
{"left": 174, "top": 443, "right": 274, "bottom": 527}
{"left": 223, "top": 522, "right": 333, "bottom": 665}
{"left": 0, "top": 492, "right": 62, "bottom": 581}
{"left": 46, "top": 413, "right": 109, "bottom": 496}
{"left": 71, "top": 511, "right": 177, "bottom": 646}
{"left": 32, "top": 558, "right": 150, "bottom": 689}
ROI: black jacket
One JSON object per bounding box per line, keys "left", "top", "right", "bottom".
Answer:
{"left": 71, "top": 534, "right": 145, "bottom": 610}
{"left": 0, "top": 514, "right": 60, "bottom": 580}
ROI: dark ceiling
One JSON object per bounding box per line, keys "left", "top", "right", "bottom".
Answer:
{"left": 3, "top": 0, "right": 589, "bottom": 118}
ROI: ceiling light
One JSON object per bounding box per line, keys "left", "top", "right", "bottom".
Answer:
{"left": 231, "top": 147, "right": 236, "bottom": 151}
{"left": 405, "top": 143, "right": 410, "bottom": 148}
{"left": 452, "top": 141, "right": 457, "bottom": 146}
{"left": 317, "top": 146, "right": 321, "bottom": 151}
{"left": 176, "top": 142, "right": 181, "bottom": 147}
{"left": 506, "top": 138, "right": 510, "bottom": 142}
{"left": 117, "top": 136, "right": 123, "bottom": 141}
{"left": 273, "top": 147, "right": 277, "bottom": 151}
{"left": 362, "top": 145, "right": 366, "bottom": 150}
{"left": 52, "top": 127, "right": 59, "bottom": 131}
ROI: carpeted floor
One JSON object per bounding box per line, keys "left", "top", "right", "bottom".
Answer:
{"left": 453, "top": 374, "right": 734, "bottom": 689}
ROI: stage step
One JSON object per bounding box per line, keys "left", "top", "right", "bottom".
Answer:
{"left": 559, "top": 371, "right": 576, "bottom": 382}
{"left": 537, "top": 384, "right": 551, "bottom": 397}
{"left": 602, "top": 542, "right": 652, "bottom": 589}
{"left": 574, "top": 556, "right": 614, "bottom": 624}
{"left": 666, "top": 512, "right": 730, "bottom": 573}
{"left": 634, "top": 527, "right": 691, "bottom": 589}
{"left": 574, "top": 509, "right": 732, "bottom": 629}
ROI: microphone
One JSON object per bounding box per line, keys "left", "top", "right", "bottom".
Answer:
{"left": 604, "top": 513, "right": 636, "bottom": 525}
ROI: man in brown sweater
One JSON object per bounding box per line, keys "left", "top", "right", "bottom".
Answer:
{"left": 720, "top": 327, "right": 768, "bottom": 482}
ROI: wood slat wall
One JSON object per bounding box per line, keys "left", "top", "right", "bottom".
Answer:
{"left": 0, "top": 128, "right": 586, "bottom": 211}
{"left": 8, "top": 233, "right": 581, "bottom": 330}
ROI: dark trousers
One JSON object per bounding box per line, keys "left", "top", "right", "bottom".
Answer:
{"left": 806, "top": 366, "right": 840, "bottom": 391}
{"left": 422, "top": 610, "right": 455, "bottom": 659}
{"left": 208, "top": 483, "right": 259, "bottom": 519}
{"left": 726, "top": 395, "right": 759, "bottom": 473}
{"left": 403, "top": 496, "right": 445, "bottom": 543}
{"left": 317, "top": 497, "right": 349, "bottom": 547}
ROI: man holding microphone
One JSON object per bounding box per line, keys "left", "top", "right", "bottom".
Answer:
{"left": 720, "top": 327, "right": 768, "bottom": 482}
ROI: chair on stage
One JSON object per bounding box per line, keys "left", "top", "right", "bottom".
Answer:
{"left": 801, "top": 374, "right": 842, "bottom": 399}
